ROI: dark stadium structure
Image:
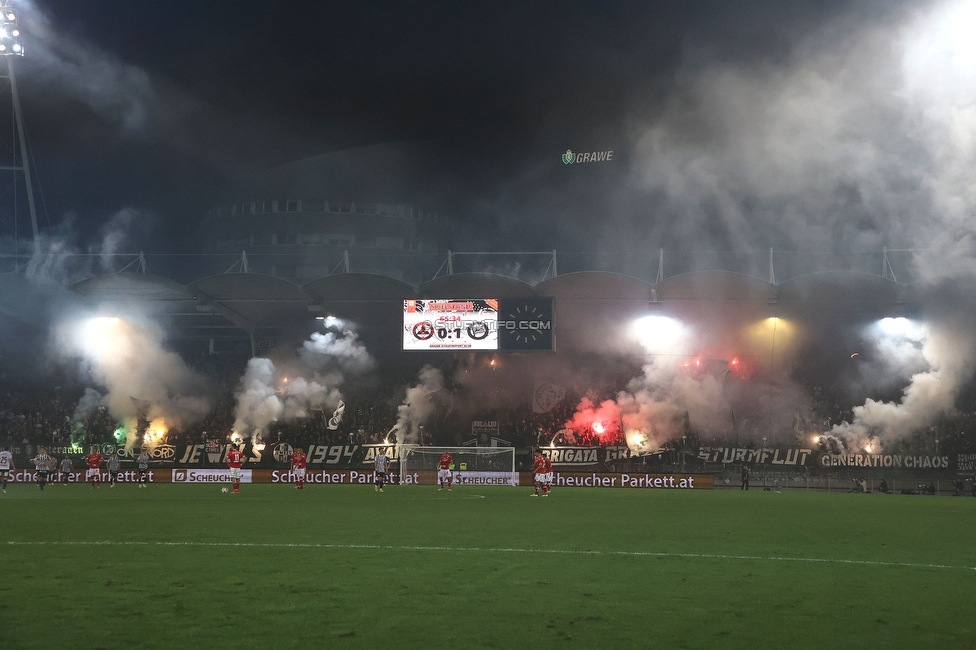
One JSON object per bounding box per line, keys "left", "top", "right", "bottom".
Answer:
{"left": 200, "top": 143, "right": 455, "bottom": 285}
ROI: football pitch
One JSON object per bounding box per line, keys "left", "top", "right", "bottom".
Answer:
{"left": 1, "top": 484, "right": 974, "bottom": 649}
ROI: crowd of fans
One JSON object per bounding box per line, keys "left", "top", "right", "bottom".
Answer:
{"left": 4, "top": 361, "right": 976, "bottom": 457}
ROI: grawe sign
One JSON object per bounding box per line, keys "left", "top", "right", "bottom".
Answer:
{"left": 562, "top": 149, "right": 613, "bottom": 164}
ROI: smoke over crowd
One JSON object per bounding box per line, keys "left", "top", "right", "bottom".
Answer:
{"left": 55, "top": 313, "right": 210, "bottom": 449}
{"left": 5, "top": 1, "right": 976, "bottom": 459}
{"left": 232, "top": 318, "right": 374, "bottom": 443}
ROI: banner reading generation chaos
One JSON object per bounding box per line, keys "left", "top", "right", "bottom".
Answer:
{"left": 403, "top": 298, "right": 554, "bottom": 351}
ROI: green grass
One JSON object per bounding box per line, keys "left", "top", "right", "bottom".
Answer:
{"left": 1, "top": 483, "right": 974, "bottom": 649}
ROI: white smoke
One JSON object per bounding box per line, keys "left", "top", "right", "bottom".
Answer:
{"left": 12, "top": 210, "right": 147, "bottom": 284}
{"left": 619, "top": 0, "right": 976, "bottom": 277}
{"left": 56, "top": 313, "right": 211, "bottom": 449}
{"left": 70, "top": 387, "right": 105, "bottom": 442}
{"left": 300, "top": 318, "right": 375, "bottom": 374}
{"left": 615, "top": 0, "right": 976, "bottom": 451}
{"left": 396, "top": 365, "right": 445, "bottom": 443}
{"left": 832, "top": 316, "right": 976, "bottom": 451}
{"left": 18, "top": 1, "right": 184, "bottom": 134}
{"left": 232, "top": 358, "right": 283, "bottom": 442}
{"left": 232, "top": 319, "right": 373, "bottom": 442}
{"left": 616, "top": 360, "right": 731, "bottom": 449}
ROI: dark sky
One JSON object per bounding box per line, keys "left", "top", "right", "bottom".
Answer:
{"left": 4, "top": 0, "right": 927, "bottom": 265}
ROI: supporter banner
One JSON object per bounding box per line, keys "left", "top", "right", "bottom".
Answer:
{"left": 527, "top": 472, "right": 712, "bottom": 489}
{"left": 9, "top": 442, "right": 178, "bottom": 464}
{"left": 3, "top": 469, "right": 164, "bottom": 484}
{"left": 819, "top": 453, "right": 950, "bottom": 469}
{"left": 956, "top": 454, "right": 976, "bottom": 472}
{"left": 171, "top": 469, "right": 253, "bottom": 484}
{"left": 542, "top": 446, "right": 632, "bottom": 466}
{"left": 471, "top": 421, "right": 498, "bottom": 445}
{"left": 697, "top": 447, "right": 814, "bottom": 466}
{"left": 532, "top": 381, "right": 566, "bottom": 413}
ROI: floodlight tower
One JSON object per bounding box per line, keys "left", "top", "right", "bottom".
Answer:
{"left": 0, "top": 1, "right": 39, "bottom": 258}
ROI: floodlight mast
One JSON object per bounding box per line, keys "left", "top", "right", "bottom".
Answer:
{"left": 0, "top": 1, "right": 39, "bottom": 258}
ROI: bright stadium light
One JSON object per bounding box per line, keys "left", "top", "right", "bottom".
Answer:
{"left": 0, "top": 2, "right": 22, "bottom": 56}
{"left": 875, "top": 317, "right": 926, "bottom": 340}
{"left": 80, "top": 316, "right": 124, "bottom": 359}
{"left": 630, "top": 315, "right": 691, "bottom": 354}
{"left": 1, "top": 1, "right": 39, "bottom": 257}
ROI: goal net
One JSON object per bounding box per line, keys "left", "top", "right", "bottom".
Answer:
{"left": 399, "top": 446, "right": 517, "bottom": 487}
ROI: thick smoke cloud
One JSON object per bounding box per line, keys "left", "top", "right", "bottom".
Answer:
{"left": 832, "top": 315, "right": 976, "bottom": 451}
{"left": 622, "top": 1, "right": 976, "bottom": 273}
{"left": 615, "top": 361, "right": 731, "bottom": 449}
{"left": 55, "top": 313, "right": 210, "bottom": 449}
{"left": 592, "top": 0, "right": 976, "bottom": 451}
{"left": 395, "top": 365, "right": 445, "bottom": 443}
{"left": 232, "top": 320, "right": 373, "bottom": 442}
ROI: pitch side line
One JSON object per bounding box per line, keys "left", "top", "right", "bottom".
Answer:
{"left": 6, "top": 540, "right": 975, "bottom": 572}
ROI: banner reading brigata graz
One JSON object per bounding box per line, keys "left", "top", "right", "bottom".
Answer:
{"left": 541, "top": 446, "right": 633, "bottom": 466}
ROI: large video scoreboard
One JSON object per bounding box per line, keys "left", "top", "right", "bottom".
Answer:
{"left": 403, "top": 298, "right": 553, "bottom": 351}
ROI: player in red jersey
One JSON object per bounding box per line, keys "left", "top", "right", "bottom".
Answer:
{"left": 541, "top": 454, "right": 553, "bottom": 497}
{"left": 226, "top": 444, "right": 246, "bottom": 494}
{"left": 291, "top": 447, "right": 307, "bottom": 490}
{"left": 437, "top": 450, "right": 453, "bottom": 491}
{"left": 531, "top": 449, "right": 546, "bottom": 497}
{"left": 85, "top": 450, "right": 104, "bottom": 489}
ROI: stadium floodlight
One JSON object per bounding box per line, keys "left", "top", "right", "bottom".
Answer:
{"left": 0, "top": 3, "right": 22, "bottom": 56}
{"left": 630, "top": 315, "right": 691, "bottom": 355}
{"left": 0, "top": 1, "right": 38, "bottom": 259}
{"left": 875, "top": 316, "right": 926, "bottom": 340}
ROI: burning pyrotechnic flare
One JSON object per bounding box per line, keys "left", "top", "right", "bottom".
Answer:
{"left": 56, "top": 313, "right": 210, "bottom": 450}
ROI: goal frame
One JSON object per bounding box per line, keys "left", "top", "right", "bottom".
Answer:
{"left": 398, "top": 445, "right": 517, "bottom": 486}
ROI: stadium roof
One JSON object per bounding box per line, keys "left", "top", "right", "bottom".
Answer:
{"left": 776, "top": 271, "right": 902, "bottom": 304}
{"left": 536, "top": 271, "right": 654, "bottom": 301}
{"left": 189, "top": 273, "right": 311, "bottom": 329}
{"left": 72, "top": 273, "right": 197, "bottom": 312}
{"left": 303, "top": 273, "right": 417, "bottom": 301}
{"left": 656, "top": 271, "right": 774, "bottom": 302}
{"left": 420, "top": 272, "right": 537, "bottom": 298}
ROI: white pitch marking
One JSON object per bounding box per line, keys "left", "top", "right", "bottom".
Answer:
{"left": 6, "top": 540, "right": 974, "bottom": 573}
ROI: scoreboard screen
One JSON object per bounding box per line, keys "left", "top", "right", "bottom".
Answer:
{"left": 403, "top": 299, "right": 498, "bottom": 350}
{"left": 403, "top": 298, "right": 554, "bottom": 351}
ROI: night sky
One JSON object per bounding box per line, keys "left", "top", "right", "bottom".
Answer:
{"left": 5, "top": 0, "right": 957, "bottom": 274}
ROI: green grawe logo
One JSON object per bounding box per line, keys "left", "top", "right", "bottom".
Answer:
{"left": 561, "top": 149, "right": 576, "bottom": 165}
